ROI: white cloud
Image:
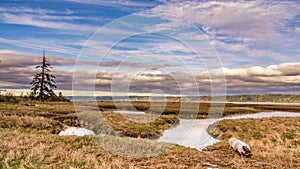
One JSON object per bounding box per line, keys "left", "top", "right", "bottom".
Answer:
{"left": 206, "top": 62, "right": 300, "bottom": 77}
{"left": 0, "top": 37, "right": 81, "bottom": 55}
{"left": 0, "top": 49, "right": 17, "bottom": 54}
{"left": 148, "top": 0, "right": 300, "bottom": 69}
{"left": 144, "top": 19, "right": 188, "bottom": 32}
{"left": 0, "top": 6, "right": 74, "bottom": 15}
{"left": 151, "top": 1, "right": 299, "bottom": 41}
{"left": 65, "top": 0, "right": 156, "bottom": 8}
{"left": 0, "top": 13, "right": 97, "bottom": 32}
{"left": 0, "top": 6, "right": 107, "bottom": 22}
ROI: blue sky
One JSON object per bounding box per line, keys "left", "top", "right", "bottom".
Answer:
{"left": 0, "top": 0, "right": 300, "bottom": 95}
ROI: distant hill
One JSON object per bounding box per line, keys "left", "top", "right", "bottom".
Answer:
{"left": 224, "top": 94, "right": 300, "bottom": 103}
{"left": 67, "top": 94, "right": 300, "bottom": 103}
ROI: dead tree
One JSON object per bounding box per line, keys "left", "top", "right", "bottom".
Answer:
{"left": 229, "top": 138, "right": 252, "bottom": 157}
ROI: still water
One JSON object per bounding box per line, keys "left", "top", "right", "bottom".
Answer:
{"left": 158, "top": 111, "right": 300, "bottom": 150}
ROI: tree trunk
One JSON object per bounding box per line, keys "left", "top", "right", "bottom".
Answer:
{"left": 39, "top": 50, "right": 45, "bottom": 101}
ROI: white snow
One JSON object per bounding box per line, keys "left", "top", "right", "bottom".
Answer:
{"left": 114, "top": 110, "right": 146, "bottom": 115}
{"left": 158, "top": 111, "right": 300, "bottom": 150}
{"left": 59, "top": 127, "right": 95, "bottom": 136}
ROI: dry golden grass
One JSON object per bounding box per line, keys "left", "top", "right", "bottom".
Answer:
{"left": 0, "top": 102, "right": 76, "bottom": 134}
{"left": 102, "top": 111, "right": 177, "bottom": 138}
{"left": 98, "top": 101, "right": 300, "bottom": 118}
{"left": 0, "top": 127, "right": 231, "bottom": 169}
{"left": 0, "top": 128, "right": 122, "bottom": 169}
{"left": 0, "top": 115, "right": 63, "bottom": 133}
{"left": 207, "top": 117, "right": 300, "bottom": 168}
{"left": 1, "top": 101, "right": 300, "bottom": 168}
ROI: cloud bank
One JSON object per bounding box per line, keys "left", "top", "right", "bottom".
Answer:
{"left": 1, "top": 51, "right": 299, "bottom": 95}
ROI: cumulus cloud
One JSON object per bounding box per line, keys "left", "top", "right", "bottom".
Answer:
{"left": 221, "top": 62, "right": 300, "bottom": 77}
{"left": 0, "top": 51, "right": 75, "bottom": 90}
{"left": 1, "top": 67, "right": 35, "bottom": 89}
{"left": 1, "top": 51, "right": 300, "bottom": 94}
{"left": 0, "top": 51, "right": 75, "bottom": 68}
{"left": 95, "top": 62, "right": 300, "bottom": 94}
{"left": 195, "top": 62, "right": 300, "bottom": 94}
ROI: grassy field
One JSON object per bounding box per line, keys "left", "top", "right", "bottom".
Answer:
{"left": 206, "top": 117, "right": 300, "bottom": 168}
{"left": 98, "top": 101, "right": 300, "bottom": 117}
{"left": 0, "top": 100, "right": 300, "bottom": 168}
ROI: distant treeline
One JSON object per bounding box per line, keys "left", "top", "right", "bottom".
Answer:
{"left": 67, "top": 94, "right": 300, "bottom": 103}
{"left": 223, "top": 94, "right": 300, "bottom": 103}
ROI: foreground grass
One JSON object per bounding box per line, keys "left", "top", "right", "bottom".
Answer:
{"left": 0, "top": 128, "right": 228, "bottom": 169}
{"left": 1, "top": 101, "right": 300, "bottom": 168}
{"left": 2, "top": 117, "right": 299, "bottom": 168}
{"left": 207, "top": 117, "right": 300, "bottom": 168}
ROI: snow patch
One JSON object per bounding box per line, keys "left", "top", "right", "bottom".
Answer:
{"left": 59, "top": 127, "right": 95, "bottom": 136}
{"left": 114, "top": 110, "right": 146, "bottom": 115}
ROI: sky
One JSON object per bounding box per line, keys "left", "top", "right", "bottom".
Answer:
{"left": 0, "top": 0, "right": 299, "bottom": 96}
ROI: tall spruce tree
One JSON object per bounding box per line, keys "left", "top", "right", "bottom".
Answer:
{"left": 30, "top": 50, "right": 57, "bottom": 101}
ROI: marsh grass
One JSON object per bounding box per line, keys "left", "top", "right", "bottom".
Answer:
{"left": 206, "top": 117, "right": 300, "bottom": 168}
{"left": 0, "top": 127, "right": 225, "bottom": 169}
{"left": 1, "top": 101, "right": 299, "bottom": 138}
{"left": 92, "top": 135, "right": 173, "bottom": 158}
{"left": 101, "top": 111, "right": 178, "bottom": 138}
{"left": 98, "top": 101, "right": 300, "bottom": 118}
{"left": 1, "top": 101, "right": 300, "bottom": 168}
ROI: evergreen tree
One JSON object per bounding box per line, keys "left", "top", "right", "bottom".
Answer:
{"left": 30, "top": 50, "right": 57, "bottom": 101}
